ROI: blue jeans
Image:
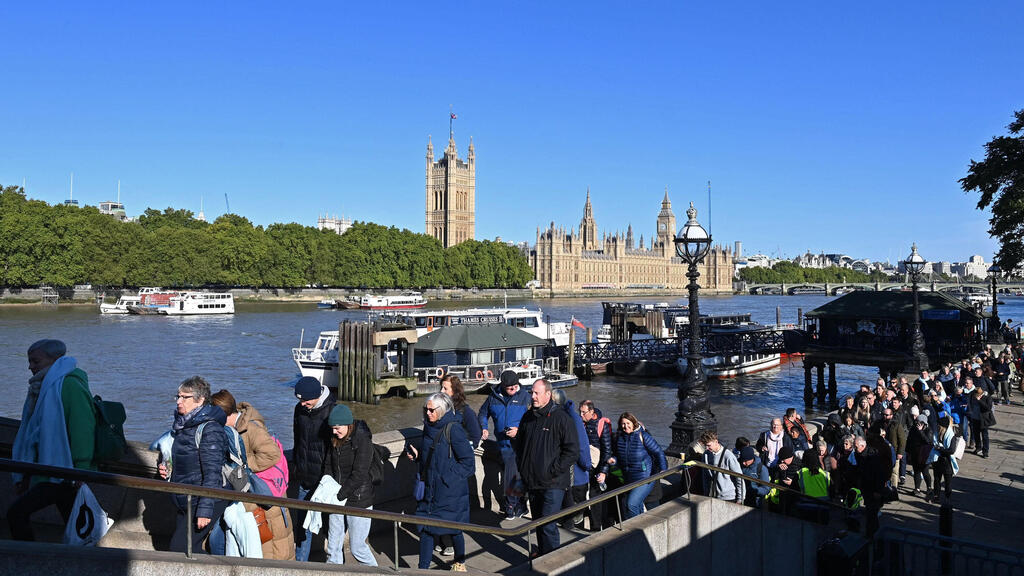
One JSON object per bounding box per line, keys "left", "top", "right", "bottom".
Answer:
{"left": 527, "top": 488, "right": 564, "bottom": 554}
{"left": 327, "top": 508, "right": 378, "bottom": 566}
{"left": 624, "top": 480, "right": 655, "bottom": 519}
{"left": 294, "top": 485, "right": 314, "bottom": 562}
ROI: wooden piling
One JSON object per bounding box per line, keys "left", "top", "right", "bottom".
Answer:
{"left": 568, "top": 326, "right": 576, "bottom": 377}
{"left": 337, "top": 321, "right": 377, "bottom": 404}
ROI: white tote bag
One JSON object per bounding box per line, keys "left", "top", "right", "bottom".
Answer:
{"left": 63, "top": 484, "right": 113, "bottom": 546}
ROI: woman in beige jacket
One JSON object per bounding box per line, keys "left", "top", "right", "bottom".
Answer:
{"left": 212, "top": 390, "right": 295, "bottom": 561}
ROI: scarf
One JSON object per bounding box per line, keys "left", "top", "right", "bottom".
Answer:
{"left": 310, "top": 384, "right": 330, "bottom": 411}
{"left": 173, "top": 405, "right": 203, "bottom": 433}
{"left": 21, "top": 365, "right": 50, "bottom": 425}
{"left": 11, "top": 356, "right": 78, "bottom": 483}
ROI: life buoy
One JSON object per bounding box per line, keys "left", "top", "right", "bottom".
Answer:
{"left": 475, "top": 370, "right": 484, "bottom": 380}
{"left": 486, "top": 370, "right": 494, "bottom": 379}
{"left": 522, "top": 363, "right": 530, "bottom": 369}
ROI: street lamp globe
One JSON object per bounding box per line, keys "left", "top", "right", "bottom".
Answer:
{"left": 988, "top": 263, "right": 1001, "bottom": 277}
{"left": 904, "top": 243, "right": 926, "bottom": 280}
{"left": 674, "top": 203, "right": 712, "bottom": 263}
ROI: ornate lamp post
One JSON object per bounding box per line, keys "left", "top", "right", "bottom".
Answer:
{"left": 904, "top": 243, "right": 930, "bottom": 372}
{"left": 987, "top": 263, "right": 1003, "bottom": 344}
{"left": 668, "top": 202, "right": 715, "bottom": 456}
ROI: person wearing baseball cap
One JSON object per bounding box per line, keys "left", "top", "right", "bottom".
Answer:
{"left": 291, "top": 376, "right": 335, "bottom": 561}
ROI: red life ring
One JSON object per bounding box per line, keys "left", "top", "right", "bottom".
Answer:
{"left": 475, "top": 370, "right": 484, "bottom": 380}
{"left": 486, "top": 370, "right": 494, "bottom": 379}
{"left": 522, "top": 363, "right": 530, "bottom": 369}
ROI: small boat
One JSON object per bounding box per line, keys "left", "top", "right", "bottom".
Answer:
{"left": 137, "top": 287, "right": 179, "bottom": 306}
{"left": 789, "top": 286, "right": 827, "bottom": 295}
{"left": 678, "top": 322, "right": 782, "bottom": 379}
{"left": 317, "top": 299, "right": 338, "bottom": 309}
{"left": 359, "top": 291, "right": 427, "bottom": 310}
{"left": 99, "top": 294, "right": 141, "bottom": 314}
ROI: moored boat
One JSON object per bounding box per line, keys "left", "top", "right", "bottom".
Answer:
{"left": 99, "top": 294, "right": 141, "bottom": 314}
{"left": 383, "top": 306, "right": 572, "bottom": 346}
{"left": 359, "top": 291, "right": 427, "bottom": 310}
{"left": 161, "top": 292, "right": 235, "bottom": 315}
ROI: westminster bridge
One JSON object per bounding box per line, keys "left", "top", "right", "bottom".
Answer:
{"left": 741, "top": 280, "right": 1024, "bottom": 296}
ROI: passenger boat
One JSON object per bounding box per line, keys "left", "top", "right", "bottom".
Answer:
{"left": 137, "top": 287, "right": 179, "bottom": 306}
{"left": 99, "top": 294, "right": 141, "bottom": 314}
{"left": 789, "top": 286, "right": 827, "bottom": 295}
{"left": 359, "top": 291, "right": 427, "bottom": 310}
{"left": 161, "top": 292, "right": 235, "bottom": 315}
{"left": 383, "top": 306, "right": 572, "bottom": 346}
{"left": 677, "top": 322, "right": 781, "bottom": 379}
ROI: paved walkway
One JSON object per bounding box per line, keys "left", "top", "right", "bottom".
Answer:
{"left": 880, "top": 399, "right": 1024, "bottom": 551}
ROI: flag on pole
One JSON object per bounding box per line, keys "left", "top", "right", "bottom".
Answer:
{"left": 572, "top": 317, "right": 586, "bottom": 330}
{"left": 450, "top": 112, "right": 457, "bottom": 119}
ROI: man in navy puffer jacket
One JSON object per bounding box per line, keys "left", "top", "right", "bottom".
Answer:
{"left": 478, "top": 371, "right": 531, "bottom": 518}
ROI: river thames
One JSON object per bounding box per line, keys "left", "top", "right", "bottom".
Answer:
{"left": 3, "top": 294, "right": 1019, "bottom": 450}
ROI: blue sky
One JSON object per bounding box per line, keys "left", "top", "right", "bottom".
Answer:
{"left": 2, "top": 2, "right": 1021, "bottom": 264}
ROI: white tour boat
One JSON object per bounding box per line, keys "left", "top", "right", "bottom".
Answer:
{"left": 99, "top": 294, "right": 141, "bottom": 314}
{"left": 676, "top": 322, "right": 781, "bottom": 379}
{"left": 384, "top": 306, "right": 572, "bottom": 347}
{"left": 161, "top": 292, "right": 235, "bottom": 315}
{"left": 359, "top": 291, "right": 428, "bottom": 310}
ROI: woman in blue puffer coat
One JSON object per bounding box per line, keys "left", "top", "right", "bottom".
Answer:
{"left": 158, "top": 376, "right": 230, "bottom": 554}
{"left": 408, "top": 393, "right": 476, "bottom": 571}
{"left": 610, "top": 412, "right": 667, "bottom": 519}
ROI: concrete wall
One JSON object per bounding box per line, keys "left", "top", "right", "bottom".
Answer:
{"left": 531, "top": 496, "right": 828, "bottom": 576}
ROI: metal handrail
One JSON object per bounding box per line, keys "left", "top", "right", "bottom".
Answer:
{"left": 1, "top": 454, "right": 853, "bottom": 569}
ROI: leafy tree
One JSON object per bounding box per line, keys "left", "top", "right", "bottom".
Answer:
{"left": 961, "top": 109, "right": 1024, "bottom": 270}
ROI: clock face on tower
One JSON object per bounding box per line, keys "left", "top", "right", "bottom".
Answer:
{"left": 659, "top": 223, "right": 666, "bottom": 231}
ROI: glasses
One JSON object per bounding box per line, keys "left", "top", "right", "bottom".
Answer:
{"left": 425, "top": 406, "right": 438, "bottom": 413}
{"left": 174, "top": 394, "right": 196, "bottom": 401}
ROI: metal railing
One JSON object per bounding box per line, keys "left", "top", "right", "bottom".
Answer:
{"left": 873, "top": 526, "right": 1024, "bottom": 576}
{"left": 0, "top": 457, "right": 689, "bottom": 570}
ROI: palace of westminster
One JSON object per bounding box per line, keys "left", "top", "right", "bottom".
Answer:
{"left": 423, "top": 131, "right": 735, "bottom": 294}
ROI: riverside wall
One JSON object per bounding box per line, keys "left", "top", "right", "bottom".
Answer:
{"left": 0, "top": 285, "right": 734, "bottom": 304}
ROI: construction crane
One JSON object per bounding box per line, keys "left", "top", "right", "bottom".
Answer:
{"left": 224, "top": 193, "right": 230, "bottom": 214}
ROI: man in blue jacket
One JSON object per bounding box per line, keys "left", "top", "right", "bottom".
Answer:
{"left": 551, "top": 390, "right": 592, "bottom": 529}
{"left": 478, "top": 370, "right": 531, "bottom": 519}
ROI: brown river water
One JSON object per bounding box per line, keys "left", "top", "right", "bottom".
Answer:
{"left": 8, "top": 294, "right": 998, "bottom": 449}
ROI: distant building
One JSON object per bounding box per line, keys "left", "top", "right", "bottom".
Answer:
{"left": 318, "top": 214, "right": 353, "bottom": 235}
{"left": 931, "top": 261, "right": 953, "bottom": 276}
{"left": 530, "top": 190, "right": 733, "bottom": 293}
{"left": 953, "top": 254, "right": 988, "bottom": 280}
{"left": 98, "top": 201, "right": 128, "bottom": 221}
{"left": 425, "top": 133, "right": 475, "bottom": 248}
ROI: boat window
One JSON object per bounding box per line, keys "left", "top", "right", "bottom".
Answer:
{"left": 470, "top": 350, "right": 491, "bottom": 364}
{"left": 523, "top": 317, "right": 538, "bottom": 328}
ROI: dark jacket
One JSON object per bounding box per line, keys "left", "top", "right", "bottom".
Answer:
{"left": 583, "top": 408, "right": 613, "bottom": 475}
{"left": 416, "top": 411, "right": 476, "bottom": 535}
{"left": 884, "top": 416, "right": 908, "bottom": 457}
{"left": 755, "top": 430, "right": 794, "bottom": 467}
{"left": 612, "top": 426, "right": 667, "bottom": 484}
{"left": 322, "top": 420, "right": 375, "bottom": 508}
{"left": 170, "top": 404, "right": 229, "bottom": 519}
{"left": 513, "top": 400, "right": 579, "bottom": 490}
{"left": 478, "top": 385, "right": 531, "bottom": 451}
{"left": 292, "top": 392, "right": 336, "bottom": 490}
{"left": 562, "top": 399, "right": 592, "bottom": 487}
{"left": 740, "top": 459, "right": 771, "bottom": 507}
{"left": 454, "top": 404, "right": 483, "bottom": 449}
{"left": 975, "top": 393, "right": 996, "bottom": 428}
{"left": 906, "top": 423, "right": 933, "bottom": 468}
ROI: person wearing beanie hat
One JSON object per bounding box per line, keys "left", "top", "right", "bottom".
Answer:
{"left": 292, "top": 377, "right": 335, "bottom": 562}
{"left": 295, "top": 376, "right": 323, "bottom": 401}
{"left": 767, "top": 444, "right": 799, "bottom": 514}
{"left": 738, "top": 444, "right": 771, "bottom": 508}
{"left": 477, "top": 370, "right": 531, "bottom": 519}
{"left": 323, "top": 403, "right": 377, "bottom": 566}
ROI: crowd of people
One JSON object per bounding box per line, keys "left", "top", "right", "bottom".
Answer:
{"left": 8, "top": 338, "right": 1013, "bottom": 570}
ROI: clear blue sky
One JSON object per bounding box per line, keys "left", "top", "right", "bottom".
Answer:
{"left": 2, "top": 2, "right": 1021, "bottom": 265}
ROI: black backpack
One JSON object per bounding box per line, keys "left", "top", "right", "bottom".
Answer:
{"left": 368, "top": 443, "right": 390, "bottom": 486}
{"left": 92, "top": 395, "right": 128, "bottom": 464}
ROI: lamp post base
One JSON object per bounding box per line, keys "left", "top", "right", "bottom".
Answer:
{"left": 667, "top": 415, "right": 717, "bottom": 457}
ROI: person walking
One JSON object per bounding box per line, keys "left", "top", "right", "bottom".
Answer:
{"left": 551, "top": 389, "right": 592, "bottom": 529}
{"left": 579, "top": 399, "right": 613, "bottom": 530}
{"left": 434, "top": 373, "right": 480, "bottom": 557}
{"left": 291, "top": 376, "right": 336, "bottom": 561}
{"left": 9, "top": 339, "right": 97, "bottom": 542}
{"left": 513, "top": 380, "right": 578, "bottom": 556}
{"left": 210, "top": 390, "right": 294, "bottom": 560}
{"left": 410, "top": 393, "right": 475, "bottom": 571}
{"left": 699, "top": 431, "right": 744, "bottom": 504}
{"left": 610, "top": 412, "right": 667, "bottom": 519}
{"left": 969, "top": 385, "right": 995, "bottom": 458}
{"left": 322, "top": 404, "right": 378, "bottom": 566}
{"left": 158, "top": 376, "right": 230, "bottom": 554}
{"left": 478, "top": 371, "right": 531, "bottom": 519}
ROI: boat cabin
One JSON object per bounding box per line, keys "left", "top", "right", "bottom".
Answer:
{"left": 413, "top": 324, "right": 549, "bottom": 369}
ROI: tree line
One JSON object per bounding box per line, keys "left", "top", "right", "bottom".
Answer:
{"left": 738, "top": 261, "right": 887, "bottom": 284}
{"left": 0, "top": 185, "right": 534, "bottom": 289}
